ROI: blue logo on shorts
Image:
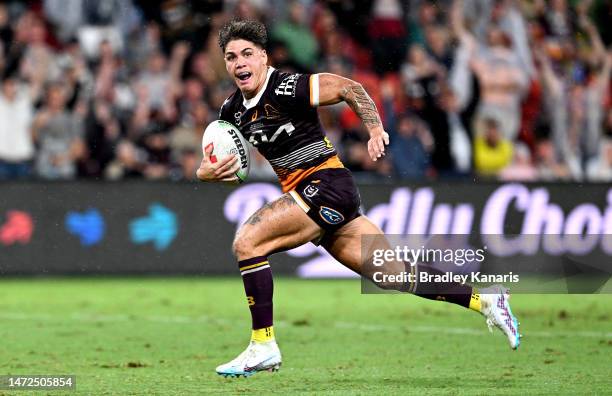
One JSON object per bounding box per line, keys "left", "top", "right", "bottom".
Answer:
{"left": 319, "top": 206, "right": 344, "bottom": 225}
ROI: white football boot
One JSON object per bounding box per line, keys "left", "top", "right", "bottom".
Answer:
{"left": 216, "top": 340, "right": 282, "bottom": 378}
{"left": 480, "top": 285, "right": 522, "bottom": 350}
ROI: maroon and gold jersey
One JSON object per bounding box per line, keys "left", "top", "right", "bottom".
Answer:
{"left": 219, "top": 67, "right": 343, "bottom": 192}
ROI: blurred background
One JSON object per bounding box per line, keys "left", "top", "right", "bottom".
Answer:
{"left": 0, "top": 0, "right": 610, "bottom": 183}
{"left": 0, "top": 0, "right": 610, "bottom": 277}
{"left": 0, "top": 4, "right": 610, "bottom": 392}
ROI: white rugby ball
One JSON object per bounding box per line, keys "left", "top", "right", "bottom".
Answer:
{"left": 202, "top": 120, "right": 250, "bottom": 182}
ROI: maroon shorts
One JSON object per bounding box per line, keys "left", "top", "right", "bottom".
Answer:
{"left": 289, "top": 168, "right": 362, "bottom": 235}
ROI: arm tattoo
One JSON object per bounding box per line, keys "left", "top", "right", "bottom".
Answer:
{"left": 340, "top": 84, "right": 382, "bottom": 128}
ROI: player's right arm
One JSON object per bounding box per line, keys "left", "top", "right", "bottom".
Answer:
{"left": 196, "top": 143, "right": 240, "bottom": 182}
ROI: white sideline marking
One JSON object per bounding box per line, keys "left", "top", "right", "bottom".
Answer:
{"left": 0, "top": 313, "right": 610, "bottom": 339}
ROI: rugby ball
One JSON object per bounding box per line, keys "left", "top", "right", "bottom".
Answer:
{"left": 202, "top": 120, "right": 250, "bottom": 182}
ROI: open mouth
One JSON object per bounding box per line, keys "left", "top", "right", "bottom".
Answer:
{"left": 236, "top": 71, "right": 252, "bottom": 83}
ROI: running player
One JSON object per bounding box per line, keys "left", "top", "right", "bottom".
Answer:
{"left": 196, "top": 19, "right": 521, "bottom": 378}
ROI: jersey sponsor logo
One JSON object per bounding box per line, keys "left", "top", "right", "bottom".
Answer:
{"left": 248, "top": 122, "right": 295, "bottom": 146}
{"left": 234, "top": 111, "right": 242, "bottom": 125}
{"left": 303, "top": 185, "right": 319, "bottom": 198}
{"left": 319, "top": 206, "right": 344, "bottom": 225}
{"left": 275, "top": 74, "right": 299, "bottom": 97}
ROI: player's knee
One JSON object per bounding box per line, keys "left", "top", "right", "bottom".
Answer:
{"left": 232, "top": 236, "right": 250, "bottom": 260}
{"left": 232, "top": 234, "right": 267, "bottom": 260}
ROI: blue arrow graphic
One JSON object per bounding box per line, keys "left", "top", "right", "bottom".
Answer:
{"left": 65, "top": 209, "right": 105, "bottom": 246}
{"left": 129, "top": 203, "right": 178, "bottom": 251}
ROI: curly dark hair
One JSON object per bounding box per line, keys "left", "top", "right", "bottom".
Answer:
{"left": 218, "top": 19, "right": 268, "bottom": 53}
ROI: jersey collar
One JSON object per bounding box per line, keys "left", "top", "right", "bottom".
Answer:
{"left": 242, "top": 66, "right": 275, "bottom": 110}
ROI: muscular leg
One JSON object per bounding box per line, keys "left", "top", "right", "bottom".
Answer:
{"left": 232, "top": 193, "right": 322, "bottom": 341}
{"left": 320, "top": 216, "right": 405, "bottom": 285}
{"left": 232, "top": 193, "right": 322, "bottom": 260}
{"left": 322, "top": 216, "right": 480, "bottom": 310}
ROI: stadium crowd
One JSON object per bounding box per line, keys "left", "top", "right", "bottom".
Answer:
{"left": 0, "top": 0, "right": 610, "bottom": 182}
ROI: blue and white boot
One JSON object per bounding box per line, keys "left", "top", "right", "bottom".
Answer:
{"left": 480, "top": 285, "right": 522, "bottom": 350}
{"left": 216, "top": 340, "right": 282, "bottom": 378}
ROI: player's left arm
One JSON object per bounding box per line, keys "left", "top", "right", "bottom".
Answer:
{"left": 315, "top": 73, "right": 389, "bottom": 161}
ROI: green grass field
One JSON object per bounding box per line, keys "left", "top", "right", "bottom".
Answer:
{"left": 0, "top": 277, "right": 610, "bottom": 395}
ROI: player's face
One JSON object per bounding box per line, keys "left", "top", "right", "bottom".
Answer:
{"left": 224, "top": 39, "right": 268, "bottom": 99}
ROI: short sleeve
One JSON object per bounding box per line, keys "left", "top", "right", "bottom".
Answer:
{"left": 273, "top": 72, "right": 319, "bottom": 108}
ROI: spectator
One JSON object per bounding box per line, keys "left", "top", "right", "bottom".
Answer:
{"left": 190, "top": 50, "right": 223, "bottom": 88}
{"left": 43, "top": 0, "right": 84, "bottom": 43}
{"left": 169, "top": 100, "right": 211, "bottom": 168}
{"left": 400, "top": 44, "right": 445, "bottom": 103}
{"left": 424, "top": 24, "right": 453, "bottom": 70}
{"left": 268, "top": 40, "right": 302, "bottom": 73}
{"left": 125, "top": 22, "right": 163, "bottom": 72}
{"left": 135, "top": 50, "right": 172, "bottom": 111}
{"left": 499, "top": 142, "right": 538, "bottom": 181}
{"left": 586, "top": 138, "right": 612, "bottom": 181}
{"left": 227, "top": 0, "right": 266, "bottom": 22}
{"left": 0, "top": 0, "right": 607, "bottom": 183}
{"left": 73, "top": 0, "right": 140, "bottom": 59}
{"left": 368, "top": 0, "right": 408, "bottom": 74}
{"left": 177, "top": 76, "right": 205, "bottom": 123}
{"left": 139, "top": 118, "right": 172, "bottom": 180}
{"left": 271, "top": 1, "right": 318, "bottom": 72}
{"left": 539, "top": 0, "right": 576, "bottom": 39}
{"left": 401, "top": 45, "right": 458, "bottom": 174}
{"left": 452, "top": 0, "right": 529, "bottom": 141}
{"left": 19, "top": 16, "right": 58, "bottom": 86}
{"left": 488, "top": 0, "right": 535, "bottom": 77}
{"left": 466, "top": 0, "right": 532, "bottom": 77}
{"left": 536, "top": 28, "right": 610, "bottom": 179}
{"left": 408, "top": 0, "right": 440, "bottom": 48}
{"left": 473, "top": 117, "right": 513, "bottom": 177}
{"left": 383, "top": 82, "right": 433, "bottom": 179}
{"left": 534, "top": 138, "right": 571, "bottom": 180}
{"left": 79, "top": 99, "right": 120, "bottom": 177}
{"left": 105, "top": 139, "right": 145, "bottom": 179}
{"left": 147, "top": 0, "right": 215, "bottom": 52}
{"left": 0, "top": 75, "right": 39, "bottom": 179}
{"left": 33, "top": 83, "right": 84, "bottom": 179}
{"left": 170, "top": 147, "right": 199, "bottom": 181}
{"left": 445, "top": 86, "right": 473, "bottom": 174}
